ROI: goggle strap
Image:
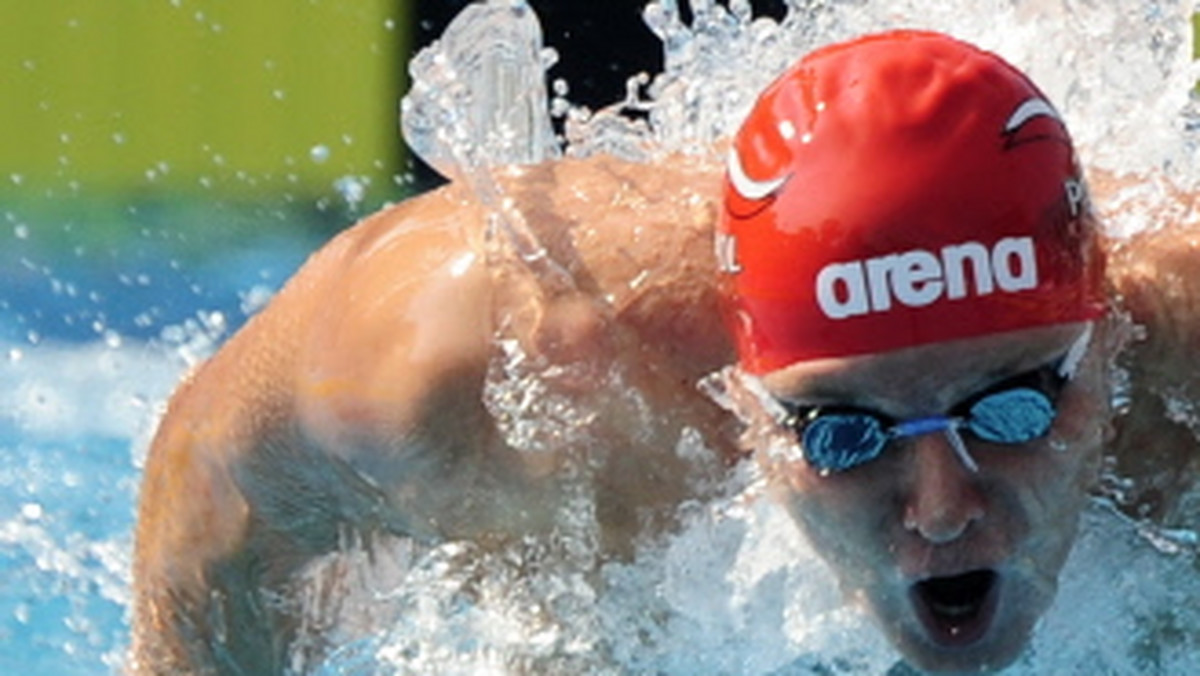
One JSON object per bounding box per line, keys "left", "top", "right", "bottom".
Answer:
{"left": 1058, "top": 323, "right": 1093, "bottom": 380}
{"left": 891, "top": 416, "right": 955, "bottom": 438}
{"left": 892, "top": 417, "right": 980, "bottom": 473}
{"left": 944, "top": 426, "right": 980, "bottom": 473}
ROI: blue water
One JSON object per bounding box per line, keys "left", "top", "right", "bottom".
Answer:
{"left": 0, "top": 434, "right": 131, "bottom": 674}
{"left": 0, "top": 227, "right": 318, "bottom": 673}
{"left": 5, "top": 197, "right": 1200, "bottom": 675}
{"left": 4, "top": 0, "right": 1199, "bottom": 670}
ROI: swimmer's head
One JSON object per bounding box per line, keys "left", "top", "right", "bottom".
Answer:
{"left": 718, "top": 30, "right": 1107, "bottom": 375}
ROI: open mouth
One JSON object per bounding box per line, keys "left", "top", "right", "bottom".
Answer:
{"left": 910, "top": 569, "right": 1000, "bottom": 647}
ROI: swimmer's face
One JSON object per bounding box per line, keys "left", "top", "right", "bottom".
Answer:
{"left": 758, "top": 323, "right": 1108, "bottom": 672}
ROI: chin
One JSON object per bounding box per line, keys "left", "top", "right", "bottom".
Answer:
{"left": 876, "top": 567, "right": 1052, "bottom": 673}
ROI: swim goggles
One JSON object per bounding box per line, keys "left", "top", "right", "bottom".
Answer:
{"left": 776, "top": 327, "right": 1091, "bottom": 474}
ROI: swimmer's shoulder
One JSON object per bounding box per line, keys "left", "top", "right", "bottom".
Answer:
{"left": 151, "top": 153, "right": 732, "bottom": 468}
{"left": 1104, "top": 191, "right": 1200, "bottom": 520}
{"left": 268, "top": 183, "right": 496, "bottom": 443}
{"left": 288, "top": 149, "right": 730, "bottom": 399}
{"left": 137, "top": 182, "right": 495, "bottom": 534}
{"left": 1109, "top": 208, "right": 1200, "bottom": 366}
{"left": 144, "top": 182, "right": 494, "bottom": 477}
{"left": 502, "top": 153, "right": 732, "bottom": 380}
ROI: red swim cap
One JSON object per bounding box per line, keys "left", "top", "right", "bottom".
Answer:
{"left": 718, "top": 30, "right": 1106, "bottom": 374}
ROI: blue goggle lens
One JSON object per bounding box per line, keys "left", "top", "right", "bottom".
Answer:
{"left": 965, "top": 387, "right": 1055, "bottom": 444}
{"left": 801, "top": 413, "right": 888, "bottom": 471}
{"left": 792, "top": 385, "right": 1059, "bottom": 473}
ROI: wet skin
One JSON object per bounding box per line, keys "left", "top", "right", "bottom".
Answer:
{"left": 759, "top": 322, "right": 1110, "bottom": 672}
{"left": 131, "top": 155, "right": 738, "bottom": 673}
{"left": 131, "top": 154, "right": 1198, "bottom": 673}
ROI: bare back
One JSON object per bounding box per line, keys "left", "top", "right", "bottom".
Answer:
{"left": 131, "top": 154, "right": 1200, "bottom": 672}
{"left": 1103, "top": 182, "right": 1200, "bottom": 524}
{"left": 131, "top": 154, "right": 736, "bottom": 673}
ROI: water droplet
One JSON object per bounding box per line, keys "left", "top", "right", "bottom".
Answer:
{"left": 21, "top": 502, "right": 43, "bottom": 520}
{"left": 239, "top": 285, "right": 275, "bottom": 316}
{"left": 334, "top": 175, "right": 369, "bottom": 209}
{"left": 400, "top": 0, "right": 559, "bottom": 178}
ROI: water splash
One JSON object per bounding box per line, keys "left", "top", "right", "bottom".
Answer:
{"left": 400, "top": 0, "right": 559, "bottom": 181}
{"left": 400, "top": 0, "right": 579, "bottom": 302}
{"left": 0, "top": 341, "right": 180, "bottom": 443}
{"left": 562, "top": 0, "right": 798, "bottom": 160}
{"left": 358, "top": 1, "right": 1200, "bottom": 673}
{"left": 565, "top": 0, "right": 1200, "bottom": 210}
{"left": 5, "top": 0, "right": 1197, "bottom": 673}
{"left": 482, "top": 337, "right": 602, "bottom": 457}
{"left": 0, "top": 340, "right": 184, "bottom": 673}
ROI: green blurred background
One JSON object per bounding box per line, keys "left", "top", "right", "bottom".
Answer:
{"left": 2, "top": 1, "right": 405, "bottom": 195}
{"left": 0, "top": 0, "right": 681, "bottom": 346}
{"left": 1, "top": 3, "right": 1196, "bottom": 264}
{"left": 0, "top": 0, "right": 678, "bottom": 264}
{"left": 1, "top": 0, "right": 411, "bottom": 257}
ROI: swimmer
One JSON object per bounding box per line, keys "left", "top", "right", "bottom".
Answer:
{"left": 719, "top": 31, "right": 1110, "bottom": 672}
{"left": 131, "top": 30, "right": 1200, "bottom": 674}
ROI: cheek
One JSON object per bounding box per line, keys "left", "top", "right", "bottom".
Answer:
{"left": 767, "top": 460, "right": 899, "bottom": 562}
{"left": 1057, "top": 354, "right": 1112, "bottom": 451}
{"left": 771, "top": 461, "right": 865, "bottom": 522}
{"left": 993, "top": 388, "right": 1105, "bottom": 545}
{"left": 1049, "top": 384, "right": 1108, "bottom": 486}
{"left": 1003, "top": 364, "right": 1109, "bottom": 501}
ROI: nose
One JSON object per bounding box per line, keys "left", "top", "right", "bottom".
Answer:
{"left": 903, "top": 431, "right": 986, "bottom": 544}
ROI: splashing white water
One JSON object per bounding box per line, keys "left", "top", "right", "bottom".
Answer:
{"left": 400, "top": 0, "right": 560, "bottom": 181}
{"left": 5, "top": 1, "right": 1196, "bottom": 673}
{"left": 402, "top": 0, "right": 1198, "bottom": 231}
{"left": 0, "top": 341, "right": 183, "bottom": 444}
{"left": 302, "top": 471, "right": 1200, "bottom": 673}
{"left": 369, "top": 1, "right": 1200, "bottom": 673}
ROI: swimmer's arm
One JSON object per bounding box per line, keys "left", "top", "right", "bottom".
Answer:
{"left": 131, "top": 322, "right": 300, "bottom": 674}
{"left": 131, "top": 194, "right": 496, "bottom": 674}
{"left": 1107, "top": 225, "right": 1200, "bottom": 515}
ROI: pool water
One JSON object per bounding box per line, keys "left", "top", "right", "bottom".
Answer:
{"left": 0, "top": 231, "right": 315, "bottom": 673}
{"left": 4, "top": 0, "right": 1200, "bottom": 673}
{"left": 1, "top": 432, "right": 136, "bottom": 674}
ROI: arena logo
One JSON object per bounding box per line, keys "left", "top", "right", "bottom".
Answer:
{"left": 816, "top": 237, "right": 1039, "bottom": 319}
